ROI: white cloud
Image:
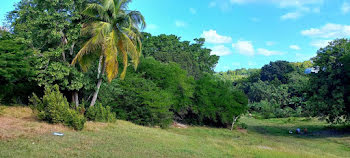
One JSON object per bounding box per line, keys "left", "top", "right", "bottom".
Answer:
{"left": 296, "top": 53, "right": 316, "bottom": 61}
{"left": 175, "top": 20, "right": 187, "bottom": 27}
{"left": 342, "top": 2, "right": 350, "bottom": 14}
{"left": 228, "top": 0, "right": 323, "bottom": 8}
{"left": 146, "top": 24, "right": 158, "bottom": 30}
{"left": 190, "top": 8, "right": 197, "bottom": 14}
{"left": 201, "top": 30, "right": 232, "bottom": 44}
{"left": 209, "top": 1, "right": 217, "bottom": 7}
{"left": 281, "top": 11, "right": 302, "bottom": 20}
{"left": 277, "top": 0, "right": 324, "bottom": 9}
{"left": 257, "top": 48, "right": 284, "bottom": 56}
{"left": 266, "top": 41, "right": 275, "bottom": 46}
{"left": 312, "top": 7, "right": 320, "bottom": 13}
{"left": 224, "top": 0, "right": 322, "bottom": 19}
{"left": 301, "top": 23, "right": 350, "bottom": 38}
{"left": 210, "top": 45, "right": 232, "bottom": 56}
{"left": 251, "top": 17, "right": 261, "bottom": 22}
{"left": 310, "top": 40, "right": 332, "bottom": 48}
{"left": 232, "top": 40, "right": 255, "bottom": 56}
{"left": 248, "top": 61, "right": 257, "bottom": 66}
{"left": 290, "top": 45, "right": 301, "bottom": 50}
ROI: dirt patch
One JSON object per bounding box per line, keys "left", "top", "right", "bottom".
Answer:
{"left": 237, "top": 127, "right": 248, "bottom": 134}
{"left": 84, "top": 121, "right": 109, "bottom": 131}
{"left": 172, "top": 122, "right": 188, "bottom": 129}
{"left": 0, "top": 107, "right": 70, "bottom": 140}
{"left": 257, "top": 145, "right": 273, "bottom": 150}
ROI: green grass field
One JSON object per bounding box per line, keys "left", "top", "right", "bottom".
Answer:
{"left": 0, "top": 106, "right": 349, "bottom": 158}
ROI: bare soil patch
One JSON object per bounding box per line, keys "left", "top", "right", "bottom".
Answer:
{"left": 0, "top": 106, "right": 70, "bottom": 140}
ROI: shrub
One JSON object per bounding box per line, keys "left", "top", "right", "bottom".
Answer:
{"left": 188, "top": 75, "right": 248, "bottom": 127}
{"left": 99, "top": 72, "right": 173, "bottom": 128}
{"left": 30, "top": 85, "right": 86, "bottom": 130}
{"left": 238, "top": 122, "right": 248, "bottom": 129}
{"left": 86, "top": 103, "right": 116, "bottom": 122}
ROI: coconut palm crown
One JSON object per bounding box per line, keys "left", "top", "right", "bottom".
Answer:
{"left": 72, "top": 0, "right": 146, "bottom": 82}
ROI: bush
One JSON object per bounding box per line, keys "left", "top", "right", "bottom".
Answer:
{"left": 86, "top": 103, "right": 116, "bottom": 122}
{"left": 99, "top": 72, "right": 173, "bottom": 128}
{"left": 238, "top": 122, "right": 248, "bottom": 129}
{"left": 30, "top": 85, "right": 86, "bottom": 130}
{"left": 188, "top": 75, "right": 248, "bottom": 127}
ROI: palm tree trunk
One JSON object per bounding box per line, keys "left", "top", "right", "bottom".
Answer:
{"left": 90, "top": 55, "right": 105, "bottom": 107}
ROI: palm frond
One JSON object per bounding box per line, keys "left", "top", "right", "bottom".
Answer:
{"left": 121, "top": 31, "right": 140, "bottom": 70}
{"left": 72, "top": 34, "right": 103, "bottom": 70}
{"left": 103, "top": 30, "right": 119, "bottom": 82}
{"left": 127, "top": 11, "right": 146, "bottom": 30}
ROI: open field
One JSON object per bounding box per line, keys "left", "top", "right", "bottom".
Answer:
{"left": 0, "top": 106, "right": 349, "bottom": 158}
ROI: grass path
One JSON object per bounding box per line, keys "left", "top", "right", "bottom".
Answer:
{"left": 0, "top": 106, "right": 349, "bottom": 158}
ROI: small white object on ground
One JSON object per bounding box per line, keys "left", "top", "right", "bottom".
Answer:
{"left": 53, "top": 132, "right": 64, "bottom": 136}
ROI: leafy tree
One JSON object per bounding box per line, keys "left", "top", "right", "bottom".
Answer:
{"left": 142, "top": 33, "right": 219, "bottom": 79}
{"left": 98, "top": 71, "right": 173, "bottom": 128}
{"left": 0, "top": 29, "right": 37, "bottom": 104}
{"left": 260, "top": 60, "right": 295, "bottom": 84}
{"left": 137, "top": 57, "right": 195, "bottom": 117}
{"left": 216, "top": 68, "right": 260, "bottom": 82}
{"left": 71, "top": 0, "right": 146, "bottom": 107}
{"left": 189, "top": 75, "right": 248, "bottom": 127}
{"left": 307, "top": 39, "right": 350, "bottom": 123}
{"left": 7, "top": 0, "right": 92, "bottom": 106}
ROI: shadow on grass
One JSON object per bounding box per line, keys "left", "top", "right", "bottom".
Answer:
{"left": 248, "top": 124, "right": 350, "bottom": 139}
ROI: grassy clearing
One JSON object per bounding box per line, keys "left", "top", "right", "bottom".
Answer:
{"left": 0, "top": 106, "right": 349, "bottom": 158}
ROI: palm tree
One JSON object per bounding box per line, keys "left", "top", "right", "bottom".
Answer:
{"left": 71, "top": 0, "right": 146, "bottom": 107}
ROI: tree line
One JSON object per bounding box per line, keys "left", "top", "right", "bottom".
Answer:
{"left": 219, "top": 42, "right": 350, "bottom": 124}
{"left": 0, "top": 0, "right": 247, "bottom": 130}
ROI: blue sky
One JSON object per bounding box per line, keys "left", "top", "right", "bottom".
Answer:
{"left": 1, "top": 0, "right": 350, "bottom": 71}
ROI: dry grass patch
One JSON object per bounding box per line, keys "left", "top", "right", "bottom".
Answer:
{"left": 0, "top": 106, "right": 70, "bottom": 140}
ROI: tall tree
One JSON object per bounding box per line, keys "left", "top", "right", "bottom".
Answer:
{"left": 71, "top": 0, "right": 146, "bottom": 107}
{"left": 307, "top": 39, "right": 350, "bottom": 123}
{"left": 7, "top": 0, "right": 90, "bottom": 106}
{"left": 141, "top": 33, "right": 219, "bottom": 79}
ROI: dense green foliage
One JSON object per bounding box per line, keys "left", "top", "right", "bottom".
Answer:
{"left": 30, "top": 85, "right": 86, "bottom": 130}
{"left": 0, "top": 30, "right": 37, "bottom": 104}
{"left": 187, "top": 75, "right": 248, "bottom": 127}
{"left": 216, "top": 68, "right": 259, "bottom": 82}
{"left": 98, "top": 70, "right": 173, "bottom": 128}
{"left": 86, "top": 103, "right": 116, "bottom": 122}
{"left": 225, "top": 61, "right": 311, "bottom": 119}
{"left": 6, "top": 0, "right": 349, "bottom": 130}
{"left": 260, "top": 61, "right": 295, "bottom": 84}
{"left": 142, "top": 33, "right": 219, "bottom": 79}
{"left": 307, "top": 39, "right": 350, "bottom": 123}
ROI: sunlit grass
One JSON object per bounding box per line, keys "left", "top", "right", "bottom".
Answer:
{"left": 0, "top": 106, "right": 349, "bottom": 158}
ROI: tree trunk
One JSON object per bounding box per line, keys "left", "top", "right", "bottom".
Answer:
{"left": 72, "top": 91, "right": 79, "bottom": 108}
{"left": 62, "top": 52, "right": 66, "bottom": 62}
{"left": 69, "top": 42, "right": 75, "bottom": 55}
{"left": 90, "top": 55, "right": 105, "bottom": 107}
{"left": 72, "top": 92, "right": 75, "bottom": 106}
{"left": 97, "top": 55, "right": 103, "bottom": 79}
{"left": 231, "top": 116, "right": 238, "bottom": 131}
{"left": 74, "top": 91, "right": 79, "bottom": 108}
